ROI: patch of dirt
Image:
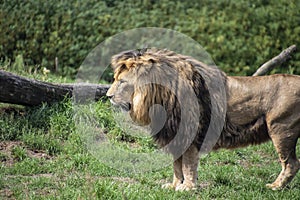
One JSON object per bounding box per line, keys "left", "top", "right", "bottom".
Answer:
{"left": 0, "top": 188, "right": 14, "bottom": 200}
{"left": 0, "top": 141, "right": 53, "bottom": 166}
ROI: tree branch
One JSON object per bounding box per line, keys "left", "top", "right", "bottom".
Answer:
{"left": 252, "top": 45, "right": 297, "bottom": 76}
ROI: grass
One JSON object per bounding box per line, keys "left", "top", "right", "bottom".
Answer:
{"left": 1, "top": 69, "right": 300, "bottom": 199}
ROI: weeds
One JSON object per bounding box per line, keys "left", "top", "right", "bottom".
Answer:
{"left": 11, "top": 146, "right": 27, "bottom": 161}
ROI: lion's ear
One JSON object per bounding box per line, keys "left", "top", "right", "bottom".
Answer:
{"left": 113, "top": 64, "right": 128, "bottom": 80}
{"left": 115, "top": 61, "right": 134, "bottom": 72}
{"left": 148, "top": 58, "right": 155, "bottom": 64}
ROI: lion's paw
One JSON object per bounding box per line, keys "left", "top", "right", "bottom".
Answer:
{"left": 266, "top": 183, "right": 283, "bottom": 191}
{"left": 175, "top": 183, "right": 196, "bottom": 191}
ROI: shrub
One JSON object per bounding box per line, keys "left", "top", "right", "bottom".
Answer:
{"left": 0, "top": 0, "right": 299, "bottom": 77}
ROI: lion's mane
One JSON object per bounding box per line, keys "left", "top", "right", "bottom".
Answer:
{"left": 111, "top": 48, "right": 221, "bottom": 151}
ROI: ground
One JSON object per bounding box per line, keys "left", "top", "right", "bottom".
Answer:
{"left": 0, "top": 70, "right": 299, "bottom": 199}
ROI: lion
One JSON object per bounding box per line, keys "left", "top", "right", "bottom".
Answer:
{"left": 106, "top": 48, "right": 300, "bottom": 191}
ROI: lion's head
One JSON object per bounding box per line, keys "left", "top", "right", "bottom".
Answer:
{"left": 106, "top": 48, "right": 212, "bottom": 152}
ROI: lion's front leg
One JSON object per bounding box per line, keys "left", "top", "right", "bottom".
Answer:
{"left": 175, "top": 145, "right": 200, "bottom": 191}
{"left": 162, "top": 156, "right": 183, "bottom": 189}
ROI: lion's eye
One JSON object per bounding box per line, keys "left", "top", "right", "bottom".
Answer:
{"left": 119, "top": 79, "right": 127, "bottom": 84}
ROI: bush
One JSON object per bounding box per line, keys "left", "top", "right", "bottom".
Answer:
{"left": 1, "top": 0, "right": 299, "bottom": 77}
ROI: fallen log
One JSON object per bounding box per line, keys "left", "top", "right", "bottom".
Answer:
{"left": 0, "top": 70, "right": 110, "bottom": 106}
{"left": 0, "top": 45, "right": 297, "bottom": 106}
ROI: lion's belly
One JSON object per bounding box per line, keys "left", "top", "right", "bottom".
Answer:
{"left": 227, "top": 113, "right": 257, "bottom": 125}
{"left": 226, "top": 100, "right": 265, "bottom": 126}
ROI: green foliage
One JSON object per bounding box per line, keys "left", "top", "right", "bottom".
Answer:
{"left": 0, "top": 107, "right": 28, "bottom": 140}
{"left": 0, "top": 152, "right": 8, "bottom": 162}
{"left": 11, "top": 146, "right": 27, "bottom": 161}
{"left": 1, "top": 0, "right": 299, "bottom": 77}
{"left": 21, "top": 132, "right": 62, "bottom": 156}
{"left": 0, "top": 99, "right": 74, "bottom": 154}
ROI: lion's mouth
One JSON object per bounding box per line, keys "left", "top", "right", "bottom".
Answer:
{"left": 110, "top": 99, "right": 131, "bottom": 112}
{"left": 120, "top": 102, "right": 131, "bottom": 112}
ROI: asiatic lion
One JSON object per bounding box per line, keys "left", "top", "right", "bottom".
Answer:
{"left": 106, "top": 48, "right": 300, "bottom": 191}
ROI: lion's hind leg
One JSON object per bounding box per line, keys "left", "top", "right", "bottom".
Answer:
{"left": 266, "top": 135, "right": 300, "bottom": 190}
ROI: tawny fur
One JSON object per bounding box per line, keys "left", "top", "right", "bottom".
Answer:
{"left": 107, "top": 48, "right": 300, "bottom": 191}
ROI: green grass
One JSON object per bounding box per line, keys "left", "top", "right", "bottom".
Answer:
{"left": 1, "top": 70, "right": 300, "bottom": 199}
